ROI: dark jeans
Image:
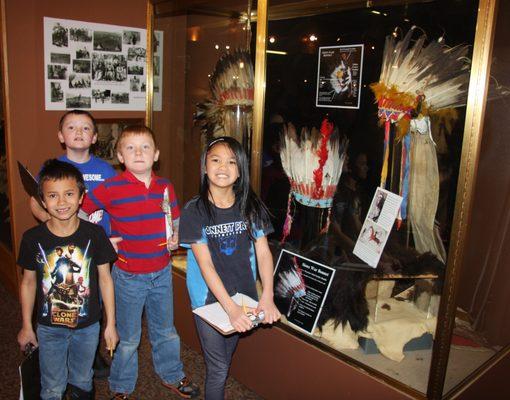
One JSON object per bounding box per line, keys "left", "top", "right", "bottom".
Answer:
{"left": 193, "top": 315, "right": 239, "bottom": 400}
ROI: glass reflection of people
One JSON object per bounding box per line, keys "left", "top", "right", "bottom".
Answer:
{"left": 328, "top": 150, "right": 369, "bottom": 259}
{"left": 261, "top": 117, "right": 291, "bottom": 239}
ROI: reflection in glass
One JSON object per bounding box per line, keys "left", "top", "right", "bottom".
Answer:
{"left": 262, "top": 0, "right": 478, "bottom": 393}
{"left": 444, "top": 0, "right": 510, "bottom": 395}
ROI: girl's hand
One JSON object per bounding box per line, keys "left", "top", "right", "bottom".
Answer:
{"left": 17, "top": 327, "right": 38, "bottom": 352}
{"left": 256, "top": 294, "right": 281, "bottom": 324}
{"left": 227, "top": 304, "right": 254, "bottom": 333}
{"left": 104, "top": 324, "right": 119, "bottom": 355}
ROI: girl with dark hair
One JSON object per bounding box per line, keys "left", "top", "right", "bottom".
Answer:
{"left": 180, "top": 137, "right": 281, "bottom": 400}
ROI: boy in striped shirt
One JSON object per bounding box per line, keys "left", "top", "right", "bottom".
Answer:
{"left": 81, "top": 125, "right": 198, "bottom": 399}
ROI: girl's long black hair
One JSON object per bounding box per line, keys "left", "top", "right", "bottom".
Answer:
{"left": 198, "top": 136, "right": 271, "bottom": 239}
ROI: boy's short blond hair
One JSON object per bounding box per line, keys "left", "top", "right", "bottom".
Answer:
{"left": 116, "top": 125, "right": 157, "bottom": 150}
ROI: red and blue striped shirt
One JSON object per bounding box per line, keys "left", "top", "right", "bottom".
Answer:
{"left": 81, "top": 170, "right": 180, "bottom": 273}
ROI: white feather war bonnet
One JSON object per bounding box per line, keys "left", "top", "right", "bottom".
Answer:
{"left": 279, "top": 118, "right": 347, "bottom": 244}
{"left": 370, "top": 27, "right": 470, "bottom": 262}
{"left": 194, "top": 49, "right": 254, "bottom": 143}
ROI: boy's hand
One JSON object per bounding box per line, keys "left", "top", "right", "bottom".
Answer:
{"left": 168, "top": 232, "right": 179, "bottom": 251}
{"left": 227, "top": 304, "right": 254, "bottom": 333}
{"left": 109, "top": 237, "right": 123, "bottom": 252}
{"left": 104, "top": 324, "right": 119, "bottom": 356}
{"left": 17, "top": 327, "right": 38, "bottom": 352}
{"left": 256, "top": 294, "right": 281, "bottom": 324}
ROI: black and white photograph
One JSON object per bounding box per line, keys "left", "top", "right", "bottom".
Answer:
{"left": 50, "top": 82, "right": 64, "bottom": 102}
{"left": 69, "top": 73, "right": 91, "bottom": 89}
{"left": 130, "top": 76, "right": 141, "bottom": 92}
{"left": 153, "top": 55, "right": 160, "bottom": 76}
{"left": 52, "top": 23, "right": 68, "bottom": 47}
{"left": 111, "top": 92, "right": 129, "bottom": 104}
{"left": 92, "top": 53, "right": 127, "bottom": 81}
{"left": 70, "top": 27, "right": 92, "bottom": 42}
{"left": 154, "top": 76, "right": 160, "bottom": 93}
{"left": 94, "top": 119, "right": 141, "bottom": 164}
{"left": 127, "top": 47, "right": 146, "bottom": 62}
{"left": 76, "top": 46, "right": 90, "bottom": 59}
{"left": 93, "top": 31, "right": 122, "bottom": 52}
{"left": 273, "top": 249, "right": 336, "bottom": 334}
{"left": 127, "top": 64, "right": 144, "bottom": 75}
{"left": 47, "top": 65, "right": 67, "bottom": 80}
{"left": 123, "top": 30, "right": 141, "bottom": 45}
{"left": 73, "top": 59, "right": 91, "bottom": 74}
{"left": 50, "top": 53, "right": 70, "bottom": 64}
{"left": 368, "top": 190, "right": 387, "bottom": 223}
{"left": 316, "top": 44, "right": 364, "bottom": 109}
{"left": 353, "top": 188, "right": 402, "bottom": 267}
{"left": 45, "top": 17, "right": 162, "bottom": 111}
{"left": 92, "top": 89, "right": 111, "bottom": 104}
{"left": 66, "top": 93, "right": 91, "bottom": 109}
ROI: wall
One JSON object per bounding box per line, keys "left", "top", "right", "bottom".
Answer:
{"left": 456, "top": 0, "right": 510, "bottom": 346}
{"left": 1, "top": 0, "right": 146, "bottom": 294}
{"left": 152, "top": 15, "right": 187, "bottom": 201}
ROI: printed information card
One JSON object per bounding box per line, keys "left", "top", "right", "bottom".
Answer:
{"left": 273, "top": 249, "right": 336, "bottom": 334}
{"left": 353, "top": 188, "right": 403, "bottom": 268}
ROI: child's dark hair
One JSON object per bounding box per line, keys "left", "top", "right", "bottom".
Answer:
{"left": 199, "top": 136, "right": 270, "bottom": 238}
{"left": 59, "top": 110, "right": 97, "bottom": 133}
{"left": 38, "top": 159, "right": 86, "bottom": 198}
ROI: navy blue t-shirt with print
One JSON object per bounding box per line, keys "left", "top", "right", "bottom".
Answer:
{"left": 180, "top": 197, "right": 273, "bottom": 309}
{"left": 17, "top": 220, "right": 117, "bottom": 329}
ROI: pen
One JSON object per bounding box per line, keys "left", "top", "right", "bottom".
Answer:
{"left": 110, "top": 347, "right": 113, "bottom": 358}
{"left": 157, "top": 242, "right": 167, "bottom": 247}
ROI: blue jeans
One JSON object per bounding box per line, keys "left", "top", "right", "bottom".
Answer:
{"left": 194, "top": 315, "right": 239, "bottom": 400}
{"left": 109, "top": 265, "right": 184, "bottom": 394}
{"left": 37, "top": 322, "right": 99, "bottom": 400}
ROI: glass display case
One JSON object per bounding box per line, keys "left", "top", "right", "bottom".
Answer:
{"left": 147, "top": 0, "right": 506, "bottom": 398}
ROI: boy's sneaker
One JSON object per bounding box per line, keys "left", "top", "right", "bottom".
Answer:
{"left": 162, "top": 377, "right": 200, "bottom": 399}
{"left": 110, "top": 393, "right": 129, "bottom": 400}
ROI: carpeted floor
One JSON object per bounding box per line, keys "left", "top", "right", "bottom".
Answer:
{"left": 0, "top": 281, "right": 262, "bottom": 399}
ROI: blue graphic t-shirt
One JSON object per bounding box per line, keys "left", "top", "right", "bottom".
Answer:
{"left": 59, "top": 155, "right": 116, "bottom": 236}
{"left": 180, "top": 198, "right": 273, "bottom": 309}
{"left": 17, "top": 220, "right": 117, "bottom": 329}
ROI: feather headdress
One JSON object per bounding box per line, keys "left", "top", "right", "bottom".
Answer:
{"left": 371, "top": 27, "right": 470, "bottom": 262}
{"left": 279, "top": 118, "right": 347, "bottom": 243}
{"left": 280, "top": 119, "right": 346, "bottom": 208}
{"left": 371, "top": 26, "right": 470, "bottom": 139}
{"left": 275, "top": 258, "right": 306, "bottom": 300}
{"left": 195, "top": 49, "right": 254, "bottom": 143}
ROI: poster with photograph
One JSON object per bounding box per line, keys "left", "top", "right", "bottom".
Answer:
{"left": 353, "top": 188, "right": 403, "bottom": 267}
{"left": 273, "top": 249, "right": 336, "bottom": 335}
{"left": 44, "top": 17, "right": 163, "bottom": 111}
{"left": 93, "top": 119, "right": 143, "bottom": 166}
{"left": 316, "top": 44, "right": 364, "bottom": 109}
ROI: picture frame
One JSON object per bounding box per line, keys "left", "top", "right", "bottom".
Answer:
{"left": 93, "top": 118, "right": 143, "bottom": 166}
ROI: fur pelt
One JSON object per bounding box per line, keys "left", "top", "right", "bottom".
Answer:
{"left": 296, "top": 233, "right": 444, "bottom": 334}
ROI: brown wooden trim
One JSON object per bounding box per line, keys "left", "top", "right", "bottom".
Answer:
{"left": 427, "top": 0, "right": 499, "bottom": 398}
{"left": 443, "top": 342, "right": 510, "bottom": 399}
{"left": 250, "top": 0, "right": 267, "bottom": 195}
{"left": 146, "top": 0, "right": 154, "bottom": 129}
{"left": 0, "top": 0, "right": 20, "bottom": 295}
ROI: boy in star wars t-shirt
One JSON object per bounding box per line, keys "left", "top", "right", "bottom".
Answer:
{"left": 17, "top": 159, "right": 118, "bottom": 400}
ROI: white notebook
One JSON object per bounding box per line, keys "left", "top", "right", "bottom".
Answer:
{"left": 192, "top": 293, "right": 258, "bottom": 335}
